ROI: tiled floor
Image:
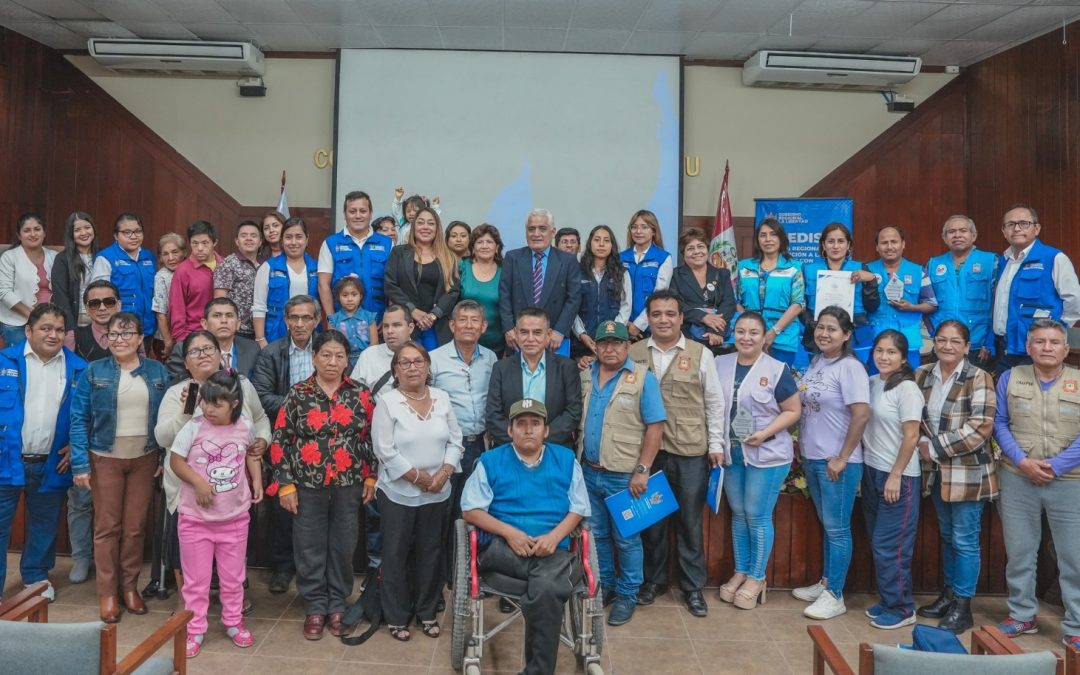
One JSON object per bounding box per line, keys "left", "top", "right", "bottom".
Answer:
{"left": 3, "top": 553, "right": 1070, "bottom": 674}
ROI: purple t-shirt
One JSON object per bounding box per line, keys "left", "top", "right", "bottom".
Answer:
{"left": 799, "top": 355, "right": 870, "bottom": 462}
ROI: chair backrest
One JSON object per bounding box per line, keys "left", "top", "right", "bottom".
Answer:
{"left": 873, "top": 644, "right": 1059, "bottom": 675}
{"left": 0, "top": 619, "right": 104, "bottom": 675}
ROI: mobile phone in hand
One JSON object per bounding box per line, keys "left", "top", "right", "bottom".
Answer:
{"left": 183, "top": 382, "right": 199, "bottom": 415}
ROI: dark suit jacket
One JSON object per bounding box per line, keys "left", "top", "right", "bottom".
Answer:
{"left": 167, "top": 335, "right": 259, "bottom": 384}
{"left": 485, "top": 351, "right": 582, "bottom": 447}
{"left": 74, "top": 325, "right": 110, "bottom": 363}
{"left": 383, "top": 244, "right": 460, "bottom": 344}
{"left": 250, "top": 336, "right": 294, "bottom": 420}
{"left": 499, "top": 247, "right": 582, "bottom": 337}
{"left": 671, "top": 264, "right": 737, "bottom": 338}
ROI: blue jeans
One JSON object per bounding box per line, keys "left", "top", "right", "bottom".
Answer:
{"left": 67, "top": 485, "right": 95, "bottom": 563}
{"left": 0, "top": 461, "right": 65, "bottom": 585}
{"left": 584, "top": 466, "right": 643, "bottom": 599}
{"left": 1, "top": 323, "right": 26, "bottom": 348}
{"left": 930, "top": 484, "right": 983, "bottom": 598}
{"left": 804, "top": 458, "right": 862, "bottom": 597}
{"left": 862, "top": 465, "right": 920, "bottom": 614}
{"left": 723, "top": 443, "right": 789, "bottom": 580}
{"left": 365, "top": 501, "right": 382, "bottom": 569}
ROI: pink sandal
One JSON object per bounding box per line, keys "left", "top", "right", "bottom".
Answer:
{"left": 226, "top": 622, "right": 254, "bottom": 648}
{"left": 185, "top": 634, "right": 204, "bottom": 658}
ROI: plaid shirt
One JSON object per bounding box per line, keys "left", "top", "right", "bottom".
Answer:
{"left": 914, "top": 360, "right": 998, "bottom": 502}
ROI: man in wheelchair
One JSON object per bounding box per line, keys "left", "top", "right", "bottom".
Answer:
{"left": 461, "top": 398, "right": 591, "bottom": 675}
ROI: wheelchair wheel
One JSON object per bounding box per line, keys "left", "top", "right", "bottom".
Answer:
{"left": 571, "top": 535, "right": 605, "bottom": 660}
{"left": 451, "top": 519, "right": 471, "bottom": 671}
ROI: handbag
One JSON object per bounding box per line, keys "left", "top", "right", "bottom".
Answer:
{"left": 339, "top": 567, "right": 384, "bottom": 645}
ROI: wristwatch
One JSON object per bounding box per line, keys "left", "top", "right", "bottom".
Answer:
{"left": 634, "top": 463, "right": 648, "bottom": 474}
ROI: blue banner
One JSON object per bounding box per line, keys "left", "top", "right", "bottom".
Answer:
{"left": 753, "top": 198, "right": 853, "bottom": 265}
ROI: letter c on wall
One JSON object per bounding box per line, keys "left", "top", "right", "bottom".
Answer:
{"left": 314, "top": 149, "right": 333, "bottom": 169}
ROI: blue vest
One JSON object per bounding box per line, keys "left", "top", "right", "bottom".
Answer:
{"left": 325, "top": 230, "right": 392, "bottom": 318}
{"left": 927, "top": 248, "right": 997, "bottom": 351}
{"left": 867, "top": 258, "right": 925, "bottom": 349}
{"left": 803, "top": 259, "right": 867, "bottom": 322}
{"left": 0, "top": 345, "right": 86, "bottom": 492}
{"left": 620, "top": 245, "right": 671, "bottom": 322}
{"left": 1005, "top": 239, "right": 1066, "bottom": 355}
{"left": 96, "top": 242, "right": 156, "bottom": 335}
{"left": 477, "top": 442, "right": 576, "bottom": 550}
{"left": 265, "top": 253, "right": 319, "bottom": 343}
{"left": 735, "top": 256, "right": 803, "bottom": 352}
{"left": 578, "top": 269, "right": 622, "bottom": 337}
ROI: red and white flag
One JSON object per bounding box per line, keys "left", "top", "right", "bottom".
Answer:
{"left": 709, "top": 161, "right": 737, "bottom": 270}
{"left": 277, "top": 170, "right": 290, "bottom": 219}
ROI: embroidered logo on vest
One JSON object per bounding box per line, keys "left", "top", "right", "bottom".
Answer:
{"left": 903, "top": 275, "right": 913, "bottom": 284}
{"left": 935, "top": 264, "right": 946, "bottom": 276}
{"left": 1066, "top": 381, "right": 1078, "bottom": 394}
{"left": 972, "top": 263, "right": 982, "bottom": 273}
{"left": 677, "top": 356, "right": 691, "bottom": 371}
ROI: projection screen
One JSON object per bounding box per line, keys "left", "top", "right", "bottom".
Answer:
{"left": 334, "top": 49, "right": 681, "bottom": 251}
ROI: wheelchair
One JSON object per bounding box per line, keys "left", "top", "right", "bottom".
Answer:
{"left": 450, "top": 519, "right": 606, "bottom": 674}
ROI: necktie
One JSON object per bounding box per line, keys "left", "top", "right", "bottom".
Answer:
{"left": 532, "top": 251, "right": 543, "bottom": 304}
{"left": 222, "top": 350, "right": 232, "bottom": 372}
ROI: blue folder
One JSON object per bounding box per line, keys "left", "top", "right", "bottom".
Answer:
{"left": 706, "top": 465, "right": 724, "bottom": 514}
{"left": 603, "top": 470, "right": 679, "bottom": 538}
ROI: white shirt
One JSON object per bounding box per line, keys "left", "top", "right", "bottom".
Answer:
{"left": 992, "top": 241, "right": 1080, "bottom": 335}
{"left": 22, "top": 343, "right": 65, "bottom": 455}
{"left": 863, "top": 378, "right": 923, "bottom": 477}
{"left": 923, "top": 360, "right": 963, "bottom": 463}
{"left": 631, "top": 245, "right": 673, "bottom": 330}
{"left": 317, "top": 229, "right": 372, "bottom": 274}
{"left": 351, "top": 342, "right": 394, "bottom": 392}
{"left": 572, "top": 269, "right": 633, "bottom": 338}
{"left": 251, "top": 260, "right": 313, "bottom": 318}
{"left": 644, "top": 336, "right": 727, "bottom": 456}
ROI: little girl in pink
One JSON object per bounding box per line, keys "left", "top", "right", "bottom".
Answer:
{"left": 169, "top": 370, "right": 263, "bottom": 658}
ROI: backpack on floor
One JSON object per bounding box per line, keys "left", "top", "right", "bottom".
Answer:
{"left": 911, "top": 624, "right": 967, "bottom": 654}
{"left": 340, "top": 567, "right": 383, "bottom": 646}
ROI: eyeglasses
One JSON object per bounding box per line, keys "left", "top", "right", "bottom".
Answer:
{"left": 186, "top": 346, "right": 218, "bottom": 358}
{"left": 397, "top": 359, "right": 426, "bottom": 370}
{"left": 107, "top": 331, "right": 137, "bottom": 342}
{"left": 86, "top": 297, "right": 118, "bottom": 310}
{"left": 933, "top": 338, "right": 967, "bottom": 347}
{"left": 630, "top": 224, "right": 652, "bottom": 231}
{"left": 1003, "top": 220, "right": 1036, "bottom": 231}
{"left": 117, "top": 228, "right": 144, "bottom": 238}
{"left": 286, "top": 314, "right": 316, "bottom": 324}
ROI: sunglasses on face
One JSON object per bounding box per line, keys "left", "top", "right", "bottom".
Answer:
{"left": 87, "top": 297, "right": 118, "bottom": 310}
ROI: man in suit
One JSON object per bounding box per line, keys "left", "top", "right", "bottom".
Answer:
{"left": 166, "top": 297, "right": 258, "bottom": 382}
{"left": 499, "top": 209, "right": 582, "bottom": 352}
{"left": 486, "top": 307, "right": 582, "bottom": 447}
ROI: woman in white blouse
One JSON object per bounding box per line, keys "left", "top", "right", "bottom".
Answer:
{"left": 0, "top": 213, "right": 57, "bottom": 347}
{"left": 372, "top": 340, "right": 463, "bottom": 642}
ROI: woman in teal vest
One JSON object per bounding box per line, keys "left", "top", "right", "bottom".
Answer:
{"left": 735, "top": 218, "right": 805, "bottom": 367}
{"left": 620, "top": 210, "right": 672, "bottom": 340}
{"left": 803, "top": 223, "right": 879, "bottom": 363}
{"left": 252, "top": 218, "right": 318, "bottom": 346}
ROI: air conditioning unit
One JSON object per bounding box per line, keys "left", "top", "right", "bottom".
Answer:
{"left": 742, "top": 51, "right": 921, "bottom": 91}
{"left": 88, "top": 39, "right": 265, "bottom": 76}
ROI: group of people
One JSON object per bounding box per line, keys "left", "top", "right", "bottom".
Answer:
{"left": 0, "top": 192, "right": 1079, "bottom": 675}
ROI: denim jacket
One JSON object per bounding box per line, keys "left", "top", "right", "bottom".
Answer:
{"left": 70, "top": 356, "right": 170, "bottom": 476}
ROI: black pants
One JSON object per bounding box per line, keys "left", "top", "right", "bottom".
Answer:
{"left": 479, "top": 537, "right": 576, "bottom": 675}
{"left": 641, "top": 452, "right": 709, "bottom": 592}
{"left": 994, "top": 335, "right": 1034, "bottom": 377}
{"left": 271, "top": 496, "right": 295, "bottom": 574}
{"left": 293, "top": 484, "right": 362, "bottom": 615}
{"left": 378, "top": 491, "right": 449, "bottom": 626}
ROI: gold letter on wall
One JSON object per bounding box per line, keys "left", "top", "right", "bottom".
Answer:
{"left": 684, "top": 155, "right": 700, "bottom": 177}
{"left": 314, "top": 149, "right": 334, "bottom": 169}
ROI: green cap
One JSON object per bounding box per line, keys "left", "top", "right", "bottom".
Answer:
{"left": 508, "top": 398, "right": 548, "bottom": 421}
{"left": 594, "top": 320, "right": 629, "bottom": 342}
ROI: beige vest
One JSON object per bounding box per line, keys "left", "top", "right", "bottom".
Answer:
{"left": 1002, "top": 364, "right": 1080, "bottom": 480}
{"left": 629, "top": 340, "right": 707, "bottom": 457}
{"left": 579, "top": 362, "right": 649, "bottom": 472}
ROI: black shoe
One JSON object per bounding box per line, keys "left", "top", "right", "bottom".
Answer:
{"left": 917, "top": 587, "right": 955, "bottom": 619}
{"left": 636, "top": 582, "right": 667, "bottom": 606}
{"left": 602, "top": 590, "right": 616, "bottom": 608}
{"left": 684, "top": 590, "right": 708, "bottom": 617}
{"left": 499, "top": 597, "right": 515, "bottom": 614}
{"left": 436, "top": 595, "right": 446, "bottom": 613}
{"left": 268, "top": 570, "right": 293, "bottom": 594}
{"left": 607, "top": 595, "right": 636, "bottom": 626}
{"left": 938, "top": 597, "right": 974, "bottom": 634}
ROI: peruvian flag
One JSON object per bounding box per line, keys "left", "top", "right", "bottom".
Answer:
{"left": 709, "top": 161, "right": 737, "bottom": 270}
{"left": 277, "top": 170, "right": 290, "bottom": 219}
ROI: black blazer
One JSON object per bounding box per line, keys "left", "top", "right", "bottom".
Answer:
{"left": 498, "top": 247, "right": 582, "bottom": 337}
{"left": 671, "top": 264, "right": 737, "bottom": 337}
{"left": 74, "top": 326, "right": 110, "bottom": 363}
{"left": 167, "top": 335, "right": 259, "bottom": 384}
{"left": 250, "top": 336, "right": 294, "bottom": 420}
{"left": 485, "top": 351, "right": 582, "bottom": 447}
{"left": 383, "top": 244, "right": 460, "bottom": 344}
{"left": 51, "top": 254, "right": 91, "bottom": 330}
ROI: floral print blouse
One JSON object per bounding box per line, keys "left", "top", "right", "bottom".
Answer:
{"left": 269, "top": 375, "right": 377, "bottom": 492}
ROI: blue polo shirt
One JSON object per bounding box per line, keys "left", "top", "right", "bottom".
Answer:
{"left": 582, "top": 358, "right": 666, "bottom": 464}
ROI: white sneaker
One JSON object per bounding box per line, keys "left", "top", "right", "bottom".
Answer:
{"left": 792, "top": 580, "right": 826, "bottom": 602}
{"left": 804, "top": 590, "right": 846, "bottom": 620}
{"left": 26, "top": 582, "right": 55, "bottom": 603}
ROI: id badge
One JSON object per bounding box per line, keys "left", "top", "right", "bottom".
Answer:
{"left": 732, "top": 406, "right": 755, "bottom": 440}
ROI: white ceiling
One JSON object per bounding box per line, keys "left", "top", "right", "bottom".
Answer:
{"left": 3, "top": 0, "right": 1080, "bottom": 66}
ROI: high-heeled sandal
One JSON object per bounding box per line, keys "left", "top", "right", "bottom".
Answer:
{"left": 718, "top": 575, "right": 746, "bottom": 604}
{"left": 733, "top": 580, "right": 767, "bottom": 610}
{"left": 389, "top": 625, "right": 411, "bottom": 641}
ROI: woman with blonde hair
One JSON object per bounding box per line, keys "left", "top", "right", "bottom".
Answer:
{"left": 620, "top": 209, "right": 672, "bottom": 340}
{"left": 385, "top": 207, "right": 460, "bottom": 348}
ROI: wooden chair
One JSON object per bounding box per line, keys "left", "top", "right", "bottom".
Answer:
{"left": 0, "top": 580, "right": 50, "bottom": 618}
{"left": 807, "top": 624, "right": 1063, "bottom": 675}
{"left": 1065, "top": 642, "right": 1080, "bottom": 675}
{"left": 0, "top": 608, "right": 192, "bottom": 675}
